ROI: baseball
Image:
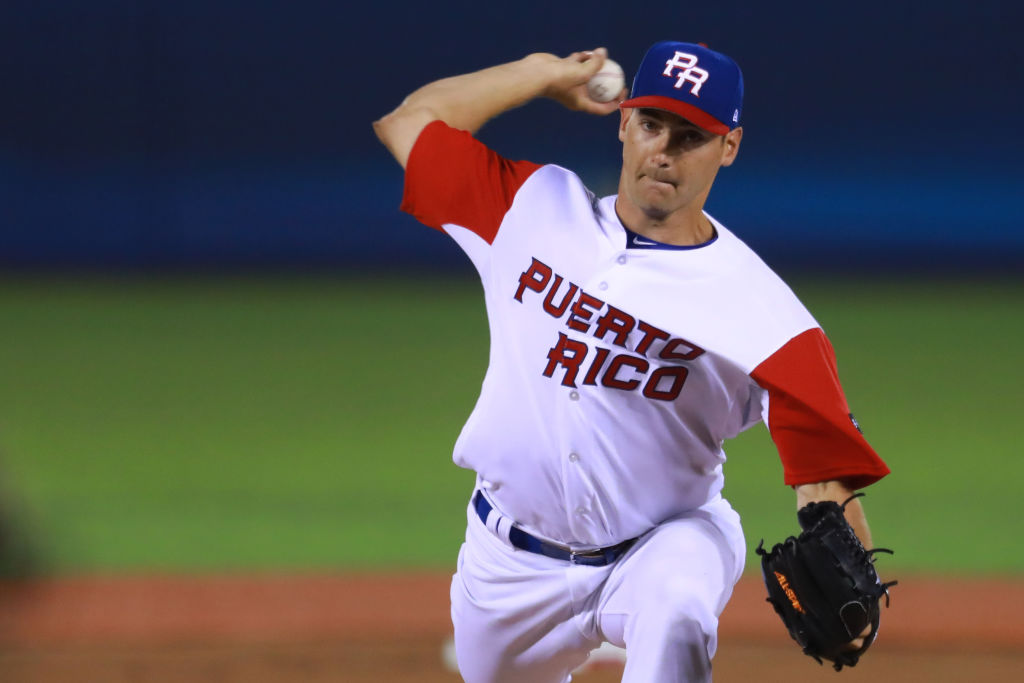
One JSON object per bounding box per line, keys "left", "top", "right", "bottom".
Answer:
{"left": 586, "top": 58, "right": 625, "bottom": 103}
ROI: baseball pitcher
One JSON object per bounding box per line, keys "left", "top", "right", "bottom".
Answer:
{"left": 373, "top": 41, "right": 893, "bottom": 682}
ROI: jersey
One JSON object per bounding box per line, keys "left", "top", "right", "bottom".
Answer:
{"left": 401, "top": 120, "right": 889, "bottom": 549}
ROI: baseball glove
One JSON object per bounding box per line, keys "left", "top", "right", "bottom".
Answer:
{"left": 756, "top": 494, "right": 896, "bottom": 671}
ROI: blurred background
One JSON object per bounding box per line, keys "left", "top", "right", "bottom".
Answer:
{"left": 0, "top": 0, "right": 1022, "bottom": 579}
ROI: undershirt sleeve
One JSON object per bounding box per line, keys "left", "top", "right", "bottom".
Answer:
{"left": 751, "top": 328, "right": 890, "bottom": 489}
{"left": 400, "top": 120, "right": 542, "bottom": 245}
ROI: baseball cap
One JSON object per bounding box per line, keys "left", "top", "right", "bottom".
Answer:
{"left": 621, "top": 41, "right": 744, "bottom": 135}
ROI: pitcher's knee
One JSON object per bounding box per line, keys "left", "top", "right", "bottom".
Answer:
{"left": 624, "top": 600, "right": 716, "bottom": 683}
{"left": 638, "top": 576, "right": 718, "bottom": 644}
{"left": 664, "top": 608, "right": 714, "bottom": 653}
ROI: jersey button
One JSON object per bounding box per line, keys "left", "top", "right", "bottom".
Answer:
{"left": 598, "top": 281, "right": 608, "bottom": 291}
{"left": 616, "top": 254, "right": 627, "bottom": 265}
{"left": 568, "top": 452, "right": 579, "bottom": 463}
{"left": 569, "top": 390, "right": 580, "bottom": 401}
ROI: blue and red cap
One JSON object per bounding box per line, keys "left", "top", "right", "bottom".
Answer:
{"left": 621, "top": 41, "right": 743, "bottom": 135}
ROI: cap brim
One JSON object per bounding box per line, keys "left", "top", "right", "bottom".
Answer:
{"left": 620, "top": 95, "right": 730, "bottom": 135}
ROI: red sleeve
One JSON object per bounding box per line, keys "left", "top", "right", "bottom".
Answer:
{"left": 750, "top": 328, "right": 890, "bottom": 489}
{"left": 399, "top": 120, "right": 542, "bottom": 245}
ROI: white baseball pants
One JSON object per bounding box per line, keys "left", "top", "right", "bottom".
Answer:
{"left": 450, "top": 494, "right": 746, "bottom": 682}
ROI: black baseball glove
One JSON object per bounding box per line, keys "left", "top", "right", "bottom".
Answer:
{"left": 756, "top": 494, "right": 896, "bottom": 671}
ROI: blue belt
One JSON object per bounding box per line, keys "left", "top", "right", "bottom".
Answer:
{"left": 472, "top": 490, "right": 637, "bottom": 567}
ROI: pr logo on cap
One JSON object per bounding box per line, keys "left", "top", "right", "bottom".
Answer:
{"left": 621, "top": 41, "right": 744, "bottom": 135}
{"left": 662, "top": 52, "right": 709, "bottom": 96}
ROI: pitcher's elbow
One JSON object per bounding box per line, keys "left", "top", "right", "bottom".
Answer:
{"left": 372, "top": 113, "right": 394, "bottom": 145}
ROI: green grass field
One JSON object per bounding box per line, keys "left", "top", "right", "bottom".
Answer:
{"left": 0, "top": 274, "right": 1021, "bottom": 576}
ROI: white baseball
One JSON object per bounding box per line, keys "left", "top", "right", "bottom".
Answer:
{"left": 586, "top": 58, "right": 625, "bottom": 103}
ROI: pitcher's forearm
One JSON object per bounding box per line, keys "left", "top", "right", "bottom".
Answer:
{"left": 372, "top": 54, "right": 557, "bottom": 167}
{"left": 373, "top": 49, "right": 617, "bottom": 168}
{"left": 396, "top": 54, "right": 561, "bottom": 134}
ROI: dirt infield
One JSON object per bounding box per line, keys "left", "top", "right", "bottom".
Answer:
{"left": 0, "top": 572, "right": 1021, "bottom": 682}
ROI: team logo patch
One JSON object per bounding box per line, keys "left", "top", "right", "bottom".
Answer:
{"left": 662, "top": 51, "right": 709, "bottom": 96}
{"left": 848, "top": 413, "right": 863, "bottom": 434}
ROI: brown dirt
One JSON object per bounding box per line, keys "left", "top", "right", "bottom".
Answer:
{"left": 0, "top": 572, "right": 1021, "bottom": 682}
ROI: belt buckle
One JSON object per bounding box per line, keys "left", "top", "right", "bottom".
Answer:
{"left": 569, "top": 548, "right": 604, "bottom": 565}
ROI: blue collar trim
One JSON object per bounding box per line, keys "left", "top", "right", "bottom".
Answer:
{"left": 623, "top": 225, "right": 718, "bottom": 250}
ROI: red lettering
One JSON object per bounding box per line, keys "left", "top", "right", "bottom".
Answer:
{"left": 582, "top": 347, "right": 610, "bottom": 385}
{"left": 525, "top": 264, "right": 701, "bottom": 402}
{"left": 593, "top": 306, "right": 635, "bottom": 348}
{"left": 660, "top": 338, "right": 705, "bottom": 362}
{"left": 602, "top": 354, "right": 648, "bottom": 391}
{"left": 515, "top": 258, "right": 552, "bottom": 302}
{"left": 543, "top": 333, "right": 589, "bottom": 387}
{"left": 542, "top": 275, "right": 579, "bottom": 318}
{"left": 635, "top": 320, "right": 670, "bottom": 355}
{"left": 643, "top": 366, "right": 690, "bottom": 401}
{"left": 566, "top": 293, "right": 604, "bottom": 332}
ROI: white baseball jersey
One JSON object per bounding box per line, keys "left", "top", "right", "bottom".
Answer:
{"left": 402, "top": 121, "right": 889, "bottom": 549}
